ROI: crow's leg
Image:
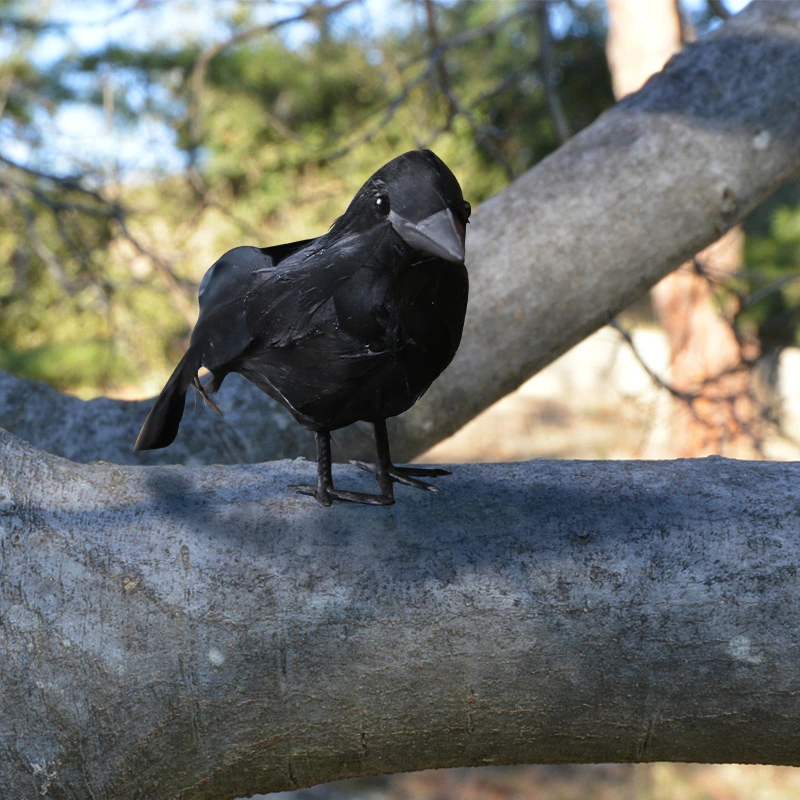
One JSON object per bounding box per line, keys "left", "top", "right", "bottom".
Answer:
{"left": 290, "top": 430, "right": 395, "bottom": 506}
{"left": 289, "top": 430, "right": 336, "bottom": 506}
{"left": 352, "top": 419, "right": 450, "bottom": 493}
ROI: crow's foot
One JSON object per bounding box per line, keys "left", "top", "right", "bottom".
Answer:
{"left": 351, "top": 461, "right": 450, "bottom": 492}
{"left": 289, "top": 484, "right": 395, "bottom": 506}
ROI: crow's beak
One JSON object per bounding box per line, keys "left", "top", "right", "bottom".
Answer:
{"left": 389, "top": 207, "right": 466, "bottom": 263}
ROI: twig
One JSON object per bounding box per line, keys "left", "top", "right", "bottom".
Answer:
{"left": 423, "top": 0, "right": 457, "bottom": 125}
{"left": 324, "top": 69, "right": 433, "bottom": 161}
{"left": 187, "top": 0, "right": 362, "bottom": 150}
{"left": 740, "top": 272, "right": 800, "bottom": 312}
{"left": 610, "top": 319, "right": 769, "bottom": 453}
{"left": 609, "top": 319, "right": 694, "bottom": 404}
{"left": 114, "top": 215, "right": 197, "bottom": 326}
{"left": 537, "top": 2, "right": 571, "bottom": 143}
{"left": 1, "top": 155, "right": 197, "bottom": 325}
{"left": 0, "top": 0, "right": 167, "bottom": 33}
{"left": 0, "top": 154, "right": 123, "bottom": 215}
{"left": 707, "top": 0, "right": 732, "bottom": 21}
{"left": 397, "top": 4, "right": 535, "bottom": 71}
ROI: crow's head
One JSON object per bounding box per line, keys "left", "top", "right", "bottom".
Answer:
{"left": 338, "top": 149, "right": 470, "bottom": 263}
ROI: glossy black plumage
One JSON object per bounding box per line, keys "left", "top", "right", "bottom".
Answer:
{"left": 135, "top": 149, "right": 470, "bottom": 505}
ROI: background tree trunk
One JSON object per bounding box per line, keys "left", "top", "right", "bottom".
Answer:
{"left": 3, "top": 428, "right": 800, "bottom": 799}
{"left": 606, "top": 0, "right": 683, "bottom": 95}
{"left": 607, "top": 0, "right": 759, "bottom": 457}
{"left": 651, "top": 230, "right": 762, "bottom": 457}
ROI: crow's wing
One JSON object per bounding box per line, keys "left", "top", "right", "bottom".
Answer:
{"left": 246, "top": 226, "right": 395, "bottom": 351}
{"left": 192, "top": 240, "right": 314, "bottom": 371}
{"left": 235, "top": 226, "right": 430, "bottom": 428}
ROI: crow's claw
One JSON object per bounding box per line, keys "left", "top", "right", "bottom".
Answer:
{"left": 351, "top": 461, "right": 449, "bottom": 492}
{"left": 289, "top": 484, "right": 395, "bottom": 506}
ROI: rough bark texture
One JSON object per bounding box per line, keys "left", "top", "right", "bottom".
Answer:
{"left": 3, "top": 427, "right": 800, "bottom": 799}
{"left": 3, "top": 1, "right": 800, "bottom": 467}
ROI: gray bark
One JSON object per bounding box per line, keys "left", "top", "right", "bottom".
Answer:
{"left": 3, "top": 0, "right": 800, "bottom": 466}
{"left": 3, "top": 427, "right": 800, "bottom": 799}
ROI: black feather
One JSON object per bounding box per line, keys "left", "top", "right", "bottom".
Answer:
{"left": 134, "top": 348, "right": 202, "bottom": 451}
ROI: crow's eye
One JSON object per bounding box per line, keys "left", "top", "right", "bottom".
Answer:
{"left": 375, "top": 195, "right": 390, "bottom": 216}
{"left": 463, "top": 201, "right": 471, "bottom": 222}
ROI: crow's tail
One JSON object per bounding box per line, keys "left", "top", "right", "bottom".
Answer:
{"left": 134, "top": 347, "right": 203, "bottom": 451}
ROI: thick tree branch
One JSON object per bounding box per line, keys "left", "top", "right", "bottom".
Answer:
{"left": 2, "top": 0, "right": 800, "bottom": 467}
{"left": 2, "top": 428, "right": 800, "bottom": 798}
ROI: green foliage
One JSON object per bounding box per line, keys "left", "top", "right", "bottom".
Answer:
{"left": 740, "top": 183, "right": 800, "bottom": 349}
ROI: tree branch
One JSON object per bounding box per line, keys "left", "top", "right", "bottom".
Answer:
{"left": 3, "top": 428, "right": 800, "bottom": 797}
{"left": 0, "top": 153, "right": 199, "bottom": 326}
{"left": 609, "top": 318, "right": 767, "bottom": 454}
{"left": 537, "top": 1, "right": 571, "bottom": 142}
{"left": 708, "top": 0, "right": 733, "bottom": 21}
{"left": 0, "top": 153, "right": 124, "bottom": 214}
{"left": 186, "top": 0, "right": 362, "bottom": 152}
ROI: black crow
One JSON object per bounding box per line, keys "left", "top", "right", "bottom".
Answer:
{"left": 135, "top": 149, "right": 470, "bottom": 505}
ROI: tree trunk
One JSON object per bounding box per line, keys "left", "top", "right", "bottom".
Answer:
{"left": 606, "top": 0, "right": 683, "bottom": 97}
{"left": 2, "top": 2, "right": 800, "bottom": 467}
{"left": 607, "top": 0, "right": 759, "bottom": 457}
{"left": 3, "top": 428, "right": 800, "bottom": 799}
{"left": 650, "top": 230, "right": 762, "bottom": 457}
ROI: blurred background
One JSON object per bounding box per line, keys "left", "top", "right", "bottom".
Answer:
{"left": 3, "top": 0, "right": 800, "bottom": 796}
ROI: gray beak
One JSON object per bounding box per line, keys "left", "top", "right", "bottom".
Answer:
{"left": 389, "top": 207, "right": 466, "bottom": 263}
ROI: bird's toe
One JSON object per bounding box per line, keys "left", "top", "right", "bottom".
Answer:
{"left": 289, "top": 484, "right": 334, "bottom": 507}
{"left": 351, "top": 461, "right": 447, "bottom": 491}
{"left": 390, "top": 474, "right": 442, "bottom": 492}
{"left": 329, "top": 488, "right": 395, "bottom": 506}
{"left": 289, "top": 483, "right": 395, "bottom": 506}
